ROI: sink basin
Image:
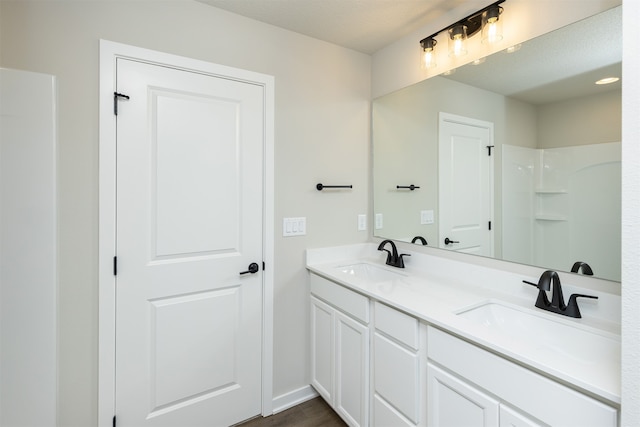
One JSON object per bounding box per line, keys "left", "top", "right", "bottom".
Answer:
{"left": 336, "top": 263, "right": 405, "bottom": 282}
{"left": 456, "top": 301, "right": 620, "bottom": 366}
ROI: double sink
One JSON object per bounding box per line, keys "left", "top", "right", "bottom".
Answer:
{"left": 335, "top": 262, "right": 619, "bottom": 369}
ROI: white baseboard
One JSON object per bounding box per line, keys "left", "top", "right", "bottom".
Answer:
{"left": 271, "top": 385, "right": 319, "bottom": 414}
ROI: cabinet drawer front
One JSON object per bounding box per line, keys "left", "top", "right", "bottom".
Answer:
{"left": 428, "top": 327, "right": 618, "bottom": 427}
{"left": 374, "top": 301, "right": 419, "bottom": 349}
{"left": 310, "top": 274, "right": 369, "bottom": 324}
{"left": 374, "top": 333, "right": 420, "bottom": 423}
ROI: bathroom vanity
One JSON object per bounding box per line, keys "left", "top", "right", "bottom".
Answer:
{"left": 306, "top": 244, "right": 620, "bottom": 427}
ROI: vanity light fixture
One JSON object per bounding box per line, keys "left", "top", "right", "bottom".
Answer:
{"left": 419, "top": 0, "right": 506, "bottom": 68}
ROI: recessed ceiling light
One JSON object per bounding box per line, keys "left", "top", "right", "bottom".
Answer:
{"left": 595, "top": 77, "right": 620, "bottom": 85}
{"left": 442, "top": 68, "right": 456, "bottom": 76}
{"left": 472, "top": 57, "right": 486, "bottom": 65}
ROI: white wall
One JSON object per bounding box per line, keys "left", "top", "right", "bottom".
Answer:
{"left": 537, "top": 89, "right": 621, "bottom": 149}
{"left": 621, "top": 0, "right": 640, "bottom": 424}
{"left": 0, "top": 68, "right": 57, "bottom": 427}
{"left": 0, "top": 2, "right": 370, "bottom": 425}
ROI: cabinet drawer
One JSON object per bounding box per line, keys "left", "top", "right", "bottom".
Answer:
{"left": 428, "top": 327, "right": 617, "bottom": 427}
{"left": 374, "top": 333, "right": 419, "bottom": 423}
{"left": 310, "top": 274, "right": 369, "bottom": 324}
{"left": 374, "top": 301, "right": 419, "bottom": 349}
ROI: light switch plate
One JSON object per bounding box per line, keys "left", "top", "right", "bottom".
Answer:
{"left": 420, "top": 210, "right": 434, "bottom": 225}
{"left": 358, "top": 214, "right": 367, "bottom": 231}
{"left": 283, "top": 217, "right": 306, "bottom": 236}
{"left": 375, "top": 213, "right": 383, "bottom": 230}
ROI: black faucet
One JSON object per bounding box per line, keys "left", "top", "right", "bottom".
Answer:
{"left": 571, "top": 261, "right": 594, "bottom": 276}
{"left": 377, "top": 240, "right": 410, "bottom": 268}
{"left": 523, "top": 270, "right": 598, "bottom": 318}
{"left": 411, "top": 236, "right": 428, "bottom": 245}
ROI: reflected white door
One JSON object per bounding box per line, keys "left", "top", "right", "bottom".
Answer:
{"left": 438, "top": 113, "right": 493, "bottom": 256}
{"left": 114, "top": 58, "right": 264, "bottom": 426}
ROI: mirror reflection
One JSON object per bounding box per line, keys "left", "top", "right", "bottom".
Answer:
{"left": 372, "top": 6, "right": 621, "bottom": 282}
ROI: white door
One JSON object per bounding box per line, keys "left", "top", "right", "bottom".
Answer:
{"left": 438, "top": 113, "right": 493, "bottom": 256}
{"left": 114, "top": 58, "right": 264, "bottom": 426}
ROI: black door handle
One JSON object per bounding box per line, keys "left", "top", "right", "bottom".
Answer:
{"left": 240, "top": 262, "right": 260, "bottom": 275}
{"left": 444, "top": 237, "right": 459, "bottom": 245}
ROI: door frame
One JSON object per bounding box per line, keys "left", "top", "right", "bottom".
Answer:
{"left": 97, "top": 40, "right": 275, "bottom": 426}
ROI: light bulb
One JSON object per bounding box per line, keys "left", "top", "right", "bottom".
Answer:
{"left": 420, "top": 37, "right": 437, "bottom": 69}
{"left": 481, "top": 5, "right": 503, "bottom": 44}
{"left": 448, "top": 25, "right": 468, "bottom": 57}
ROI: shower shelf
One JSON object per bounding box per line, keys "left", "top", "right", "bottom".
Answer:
{"left": 535, "top": 214, "right": 568, "bottom": 221}
{"left": 535, "top": 189, "right": 567, "bottom": 194}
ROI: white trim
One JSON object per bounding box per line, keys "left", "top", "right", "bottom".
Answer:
{"left": 272, "top": 385, "right": 320, "bottom": 415}
{"left": 98, "top": 40, "right": 275, "bottom": 426}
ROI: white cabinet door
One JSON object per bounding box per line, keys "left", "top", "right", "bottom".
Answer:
{"left": 335, "top": 310, "right": 370, "bottom": 427}
{"left": 311, "top": 296, "right": 334, "bottom": 404}
{"left": 428, "top": 363, "right": 499, "bottom": 427}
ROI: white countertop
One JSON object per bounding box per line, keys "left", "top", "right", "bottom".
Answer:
{"left": 306, "top": 243, "right": 621, "bottom": 406}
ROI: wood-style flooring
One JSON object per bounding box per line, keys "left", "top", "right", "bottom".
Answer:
{"left": 236, "top": 397, "right": 347, "bottom": 427}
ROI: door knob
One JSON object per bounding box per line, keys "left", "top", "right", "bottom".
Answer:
{"left": 444, "top": 238, "right": 459, "bottom": 245}
{"left": 240, "top": 262, "right": 260, "bottom": 275}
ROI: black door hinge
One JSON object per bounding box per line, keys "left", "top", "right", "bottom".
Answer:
{"left": 488, "top": 221, "right": 492, "bottom": 231}
{"left": 262, "top": 261, "right": 266, "bottom": 271}
{"left": 113, "top": 415, "right": 116, "bottom": 427}
{"left": 113, "top": 256, "right": 118, "bottom": 276}
{"left": 114, "top": 92, "right": 130, "bottom": 115}
{"left": 486, "top": 145, "right": 495, "bottom": 156}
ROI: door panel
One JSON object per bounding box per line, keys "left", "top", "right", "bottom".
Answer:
{"left": 115, "top": 58, "right": 264, "bottom": 426}
{"left": 150, "top": 287, "right": 239, "bottom": 411}
{"left": 439, "top": 113, "right": 493, "bottom": 256}
{"left": 152, "top": 90, "right": 241, "bottom": 258}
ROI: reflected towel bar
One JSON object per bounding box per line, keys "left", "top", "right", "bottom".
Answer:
{"left": 397, "top": 185, "right": 420, "bottom": 191}
{"left": 316, "top": 183, "right": 353, "bottom": 191}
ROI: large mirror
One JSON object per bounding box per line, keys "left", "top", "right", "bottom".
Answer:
{"left": 373, "top": 6, "right": 621, "bottom": 282}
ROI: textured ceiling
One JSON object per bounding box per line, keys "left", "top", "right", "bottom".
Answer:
{"left": 197, "top": 0, "right": 461, "bottom": 54}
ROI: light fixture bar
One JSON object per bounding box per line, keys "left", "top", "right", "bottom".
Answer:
{"left": 419, "top": 0, "right": 506, "bottom": 50}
